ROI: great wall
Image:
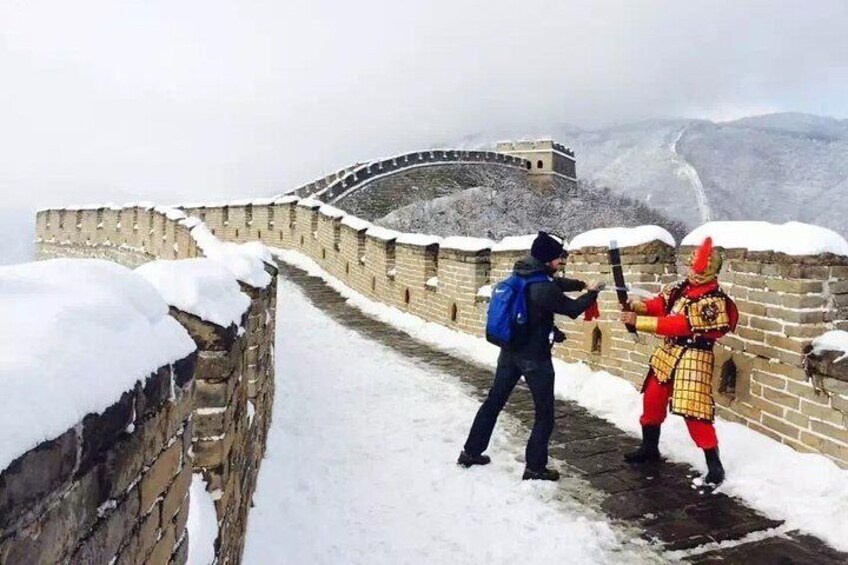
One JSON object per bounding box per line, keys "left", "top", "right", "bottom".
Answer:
{"left": 4, "top": 139, "right": 848, "bottom": 562}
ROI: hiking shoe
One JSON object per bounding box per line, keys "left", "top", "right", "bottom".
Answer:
{"left": 457, "top": 450, "right": 491, "bottom": 468}
{"left": 522, "top": 467, "right": 560, "bottom": 481}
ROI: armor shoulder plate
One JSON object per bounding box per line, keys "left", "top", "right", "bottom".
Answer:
{"left": 686, "top": 293, "right": 731, "bottom": 332}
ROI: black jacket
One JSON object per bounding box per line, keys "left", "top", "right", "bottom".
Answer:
{"left": 507, "top": 256, "right": 599, "bottom": 359}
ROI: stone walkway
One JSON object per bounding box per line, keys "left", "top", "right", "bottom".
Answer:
{"left": 278, "top": 261, "right": 847, "bottom": 564}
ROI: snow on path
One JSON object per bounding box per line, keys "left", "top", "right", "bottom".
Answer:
{"left": 243, "top": 278, "right": 664, "bottom": 565}
{"left": 271, "top": 249, "right": 848, "bottom": 553}
{"left": 671, "top": 127, "right": 712, "bottom": 223}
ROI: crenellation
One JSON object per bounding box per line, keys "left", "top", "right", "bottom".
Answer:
{"left": 33, "top": 193, "right": 848, "bottom": 490}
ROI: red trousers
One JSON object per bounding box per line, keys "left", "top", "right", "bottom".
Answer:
{"left": 640, "top": 373, "right": 718, "bottom": 449}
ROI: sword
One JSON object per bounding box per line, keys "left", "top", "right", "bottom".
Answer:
{"left": 608, "top": 240, "right": 639, "bottom": 338}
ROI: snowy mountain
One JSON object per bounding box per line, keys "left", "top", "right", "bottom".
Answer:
{"left": 333, "top": 162, "right": 687, "bottom": 241}
{"left": 442, "top": 113, "right": 848, "bottom": 236}
{"left": 553, "top": 113, "right": 848, "bottom": 234}
{"left": 378, "top": 179, "right": 688, "bottom": 242}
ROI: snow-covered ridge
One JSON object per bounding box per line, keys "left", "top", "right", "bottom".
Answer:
{"left": 0, "top": 259, "right": 196, "bottom": 471}
{"left": 568, "top": 225, "right": 676, "bottom": 250}
{"left": 136, "top": 259, "right": 251, "bottom": 329}
{"left": 396, "top": 233, "right": 442, "bottom": 247}
{"left": 340, "top": 215, "right": 372, "bottom": 232}
{"left": 317, "top": 204, "right": 346, "bottom": 219}
{"left": 317, "top": 149, "right": 530, "bottom": 203}
{"left": 441, "top": 236, "right": 495, "bottom": 252}
{"left": 42, "top": 200, "right": 848, "bottom": 272}
{"left": 187, "top": 222, "right": 272, "bottom": 289}
{"left": 296, "top": 197, "right": 323, "bottom": 209}
{"left": 811, "top": 330, "right": 848, "bottom": 363}
{"left": 40, "top": 203, "right": 273, "bottom": 288}
{"left": 43, "top": 196, "right": 304, "bottom": 213}
{"left": 492, "top": 234, "right": 539, "bottom": 252}
{"left": 683, "top": 221, "right": 848, "bottom": 256}
{"left": 155, "top": 205, "right": 273, "bottom": 288}
{"left": 365, "top": 225, "right": 401, "bottom": 241}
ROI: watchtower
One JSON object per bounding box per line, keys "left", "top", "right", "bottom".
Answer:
{"left": 496, "top": 139, "right": 577, "bottom": 189}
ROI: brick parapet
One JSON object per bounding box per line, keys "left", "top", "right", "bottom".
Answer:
{"left": 0, "top": 353, "right": 196, "bottom": 564}
{"left": 35, "top": 200, "right": 848, "bottom": 468}
{"left": 33, "top": 205, "right": 279, "bottom": 562}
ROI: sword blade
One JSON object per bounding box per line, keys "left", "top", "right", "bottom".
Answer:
{"left": 608, "top": 239, "right": 638, "bottom": 335}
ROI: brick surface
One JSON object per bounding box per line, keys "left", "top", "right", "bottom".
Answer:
{"left": 69, "top": 489, "right": 140, "bottom": 565}
{"left": 140, "top": 441, "right": 182, "bottom": 512}
{"left": 147, "top": 523, "right": 176, "bottom": 565}
{"left": 162, "top": 465, "right": 192, "bottom": 523}
{"left": 0, "top": 428, "right": 77, "bottom": 531}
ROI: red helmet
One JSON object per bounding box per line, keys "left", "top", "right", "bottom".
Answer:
{"left": 688, "top": 237, "right": 722, "bottom": 284}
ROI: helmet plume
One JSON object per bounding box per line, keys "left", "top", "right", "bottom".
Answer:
{"left": 693, "top": 237, "right": 713, "bottom": 274}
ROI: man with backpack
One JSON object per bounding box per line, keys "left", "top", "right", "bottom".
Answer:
{"left": 458, "top": 231, "right": 603, "bottom": 481}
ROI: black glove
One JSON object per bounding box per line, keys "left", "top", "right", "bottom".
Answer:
{"left": 552, "top": 326, "right": 566, "bottom": 343}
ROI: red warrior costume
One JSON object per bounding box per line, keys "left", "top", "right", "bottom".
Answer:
{"left": 624, "top": 237, "right": 738, "bottom": 485}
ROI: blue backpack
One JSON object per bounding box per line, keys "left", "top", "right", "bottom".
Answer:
{"left": 485, "top": 273, "right": 549, "bottom": 347}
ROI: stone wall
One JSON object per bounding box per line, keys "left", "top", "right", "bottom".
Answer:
{"left": 318, "top": 149, "right": 530, "bottom": 203}
{"left": 33, "top": 205, "right": 278, "bottom": 564}
{"left": 181, "top": 199, "right": 848, "bottom": 469}
{"left": 35, "top": 198, "right": 848, "bottom": 472}
{"left": 36, "top": 206, "right": 200, "bottom": 266}
{"left": 331, "top": 163, "right": 533, "bottom": 222}
{"left": 169, "top": 271, "right": 276, "bottom": 564}
{"left": 0, "top": 354, "right": 197, "bottom": 564}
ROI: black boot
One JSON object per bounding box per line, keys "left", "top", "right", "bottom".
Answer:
{"left": 704, "top": 448, "right": 725, "bottom": 485}
{"left": 624, "top": 425, "right": 661, "bottom": 464}
{"left": 522, "top": 467, "right": 560, "bottom": 481}
{"left": 457, "top": 450, "right": 491, "bottom": 468}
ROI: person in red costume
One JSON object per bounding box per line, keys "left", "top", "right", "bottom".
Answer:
{"left": 619, "top": 237, "right": 738, "bottom": 485}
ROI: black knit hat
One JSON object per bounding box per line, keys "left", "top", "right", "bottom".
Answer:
{"left": 531, "top": 231, "right": 566, "bottom": 263}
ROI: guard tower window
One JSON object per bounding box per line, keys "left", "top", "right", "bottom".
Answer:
{"left": 536, "top": 160, "right": 544, "bottom": 169}
{"left": 525, "top": 161, "right": 531, "bottom": 170}
{"left": 450, "top": 303, "right": 458, "bottom": 323}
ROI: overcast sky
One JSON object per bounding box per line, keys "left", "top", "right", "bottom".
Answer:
{"left": 1, "top": 0, "right": 847, "bottom": 210}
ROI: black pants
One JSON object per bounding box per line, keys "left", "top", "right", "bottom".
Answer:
{"left": 463, "top": 349, "right": 556, "bottom": 471}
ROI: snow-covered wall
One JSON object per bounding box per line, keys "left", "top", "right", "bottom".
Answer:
{"left": 163, "top": 199, "right": 848, "bottom": 469}
{"left": 35, "top": 201, "right": 848, "bottom": 473}
{"left": 317, "top": 149, "right": 531, "bottom": 203}
{"left": 32, "top": 205, "right": 279, "bottom": 564}
{"left": 159, "top": 268, "right": 277, "bottom": 564}
{"left": 0, "top": 260, "right": 197, "bottom": 564}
